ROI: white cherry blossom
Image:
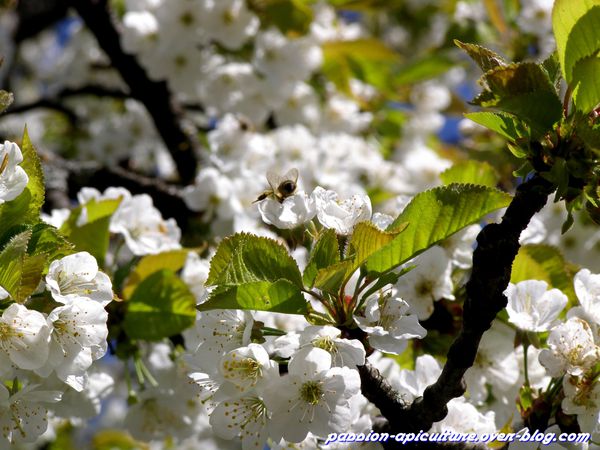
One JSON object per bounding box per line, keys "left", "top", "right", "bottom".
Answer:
{"left": 562, "top": 375, "right": 600, "bottom": 438}
{"left": 573, "top": 268, "right": 600, "bottom": 326}
{"left": 181, "top": 252, "right": 211, "bottom": 305}
{"left": 110, "top": 193, "right": 181, "bottom": 255}
{"left": 36, "top": 297, "right": 109, "bottom": 391}
{"left": 297, "top": 325, "right": 365, "bottom": 367}
{"left": 390, "top": 354, "right": 441, "bottom": 403}
{"left": 504, "top": 280, "right": 567, "bottom": 332}
{"left": 258, "top": 191, "right": 316, "bottom": 230}
{"left": 210, "top": 395, "right": 270, "bottom": 450}
{"left": 395, "top": 246, "right": 455, "bottom": 320}
{"left": 354, "top": 293, "right": 426, "bottom": 354}
{"left": 184, "top": 310, "right": 254, "bottom": 373}
{"left": 219, "top": 343, "right": 279, "bottom": 393}
{"left": 199, "top": 0, "right": 259, "bottom": 50}
{"left": 0, "top": 383, "right": 61, "bottom": 445}
{"left": 312, "top": 186, "right": 372, "bottom": 235}
{"left": 45, "top": 251, "right": 113, "bottom": 306}
{"left": 0, "top": 303, "right": 50, "bottom": 370}
{"left": 539, "top": 317, "right": 600, "bottom": 377}
{"left": 0, "top": 140, "right": 29, "bottom": 204}
{"left": 263, "top": 347, "right": 361, "bottom": 443}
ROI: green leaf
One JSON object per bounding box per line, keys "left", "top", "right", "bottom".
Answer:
{"left": 122, "top": 249, "right": 190, "bottom": 299}
{"left": 455, "top": 40, "right": 506, "bottom": 72}
{"left": 322, "top": 39, "right": 400, "bottom": 95}
{"left": 474, "top": 63, "right": 563, "bottom": 137}
{"left": 542, "top": 52, "right": 562, "bottom": 87}
{"left": 511, "top": 244, "right": 577, "bottom": 303}
{"left": 577, "top": 118, "right": 600, "bottom": 152}
{"left": 198, "top": 279, "right": 308, "bottom": 314}
{"left": 394, "top": 53, "right": 457, "bottom": 85}
{"left": 571, "top": 55, "right": 600, "bottom": 113}
{"left": 0, "top": 230, "right": 43, "bottom": 302}
{"left": 14, "top": 253, "right": 46, "bottom": 301}
{"left": 440, "top": 160, "right": 499, "bottom": 187}
{"left": 28, "top": 223, "right": 74, "bottom": 269}
{"left": 123, "top": 269, "right": 196, "bottom": 340}
{"left": 346, "top": 221, "right": 407, "bottom": 278}
{"left": 0, "top": 223, "right": 74, "bottom": 301}
{"left": 314, "top": 260, "right": 355, "bottom": 294}
{"left": 60, "top": 198, "right": 122, "bottom": 267}
{"left": 303, "top": 229, "right": 340, "bottom": 288}
{"left": 207, "top": 233, "right": 302, "bottom": 288}
{"left": 0, "top": 230, "right": 31, "bottom": 296}
{"left": 0, "top": 128, "right": 45, "bottom": 234}
{"left": 464, "top": 111, "right": 525, "bottom": 141}
{"left": 0, "top": 90, "right": 13, "bottom": 114}
{"left": 250, "top": 0, "right": 314, "bottom": 35}
{"left": 366, "top": 184, "right": 512, "bottom": 273}
{"left": 552, "top": 0, "right": 600, "bottom": 82}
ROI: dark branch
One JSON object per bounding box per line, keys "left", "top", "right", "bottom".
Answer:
{"left": 59, "top": 84, "right": 130, "bottom": 99}
{"left": 66, "top": 0, "right": 200, "bottom": 184}
{"left": 359, "top": 175, "right": 555, "bottom": 439}
{"left": 15, "top": 0, "right": 69, "bottom": 42}
{"left": 41, "top": 151, "right": 194, "bottom": 230}
{"left": 5, "top": 98, "right": 78, "bottom": 123}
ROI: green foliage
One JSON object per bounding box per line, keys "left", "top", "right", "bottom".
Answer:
{"left": 0, "top": 129, "right": 45, "bottom": 236}
{"left": 553, "top": 0, "right": 600, "bottom": 112}
{"left": 440, "top": 160, "right": 500, "bottom": 187}
{"left": 207, "top": 233, "right": 302, "bottom": 286}
{"left": 363, "top": 184, "right": 511, "bottom": 273}
{"left": 60, "top": 198, "right": 122, "bottom": 267}
{"left": 346, "top": 221, "right": 407, "bottom": 276}
{"left": 303, "top": 229, "right": 340, "bottom": 288}
{"left": 0, "top": 225, "right": 73, "bottom": 302}
{"left": 123, "top": 269, "right": 196, "bottom": 340}
{"left": 204, "top": 233, "right": 307, "bottom": 313}
{"left": 199, "top": 279, "right": 308, "bottom": 314}
{"left": 511, "top": 244, "right": 577, "bottom": 303}
{"left": 249, "top": 0, "right": 313, "bottom": 35}
{"left": 0, "top": 230, "right": 37, "bottom": 302}
{"left": 570, "top": 55, "right": 600, "bottom": 113}
{"left": 322, "top": 38, "right": 400, "bottom": 95}
{"left": 314, "top": 259, "right": 354, "bottom": 294}
{"left": 122, "top": 249, "right": 190, "bottom": 299}
{"left": 454, "top": 40, "right": 506, "bottom": 72}
{"left": 464, "top": 111, "right": 525, "bottom": 142}
{"left": 394, "top": 53, "right": 457, "bottom": 85}
{"left": 27, "top": 223, "right": 74, "bottom": 269}
{"left": 471, "top": 62, "right": 563, "bottom": 138}
{"left": 92, "top": 429, "right": 144, "bottom": 450}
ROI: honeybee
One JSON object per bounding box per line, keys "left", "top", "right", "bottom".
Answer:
{"left": 253, "top": 168, "right": 299, "bottom": 203}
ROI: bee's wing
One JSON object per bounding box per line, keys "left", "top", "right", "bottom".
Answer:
{"left": 281, "top": 168, "right": 299, "bottom": 184}
{"left": 266, "top": 170, "right": 281, "bottom": 190}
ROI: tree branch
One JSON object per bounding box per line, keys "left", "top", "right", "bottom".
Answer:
{"left": 66, "top": 0, "right": 200, "bottom": 184}
{"left": 358, "top": 175, "right": 555, "bottom": 441}
{"left": 5, "top": 98, "right": 79, "bottom": 123}
{"left": 41, "top": 150, "right": 194, "bottom": 230}
{"left": 15, "top": 0, "right": 69, "bottom": 43}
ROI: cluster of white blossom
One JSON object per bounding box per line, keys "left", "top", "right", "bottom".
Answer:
{"left": 44, "top": 186, "right": 181, "bottom": 257}
{"left": 504, "top": 271, "right": 600, "bottom": 441}
{"left": 0, "top": 251, "right": 114, "bottom": 446}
